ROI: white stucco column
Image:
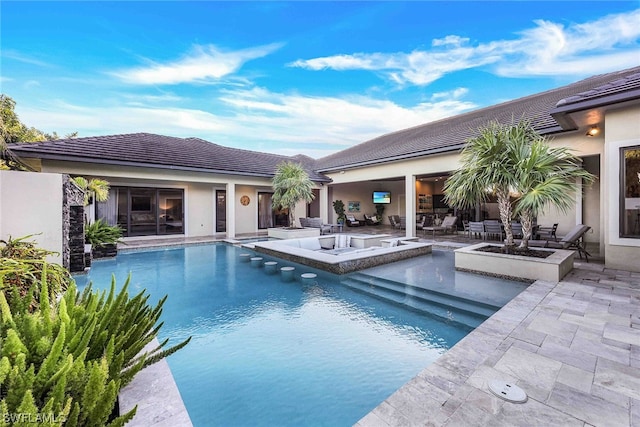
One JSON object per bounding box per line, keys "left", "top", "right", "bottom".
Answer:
{"left": 405, "top": 174, "right": 416, "bottom": 237}
{"left": 319, "top": 184, "right": 329, "bottom": 223}
{"left": 226, "top": 182, "right": 236, "bottom": 238}
{"left": 575, "top": 176, "right": 583, "bottom": 225}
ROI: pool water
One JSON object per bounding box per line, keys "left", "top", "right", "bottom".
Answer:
{"left": 74, "top": 244, "right": 527, "bottom": 426}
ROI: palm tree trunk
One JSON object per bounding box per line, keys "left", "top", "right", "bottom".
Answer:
{"left": 497, "top": 188, "right": 514, "bottom": 247}
{"left": 519, "top": 210, "right": 533, "bottom": 249}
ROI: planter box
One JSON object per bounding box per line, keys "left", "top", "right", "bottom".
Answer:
{"left": 455, "top": 243, "right": 575, "bottom": 282}
{"left": 92, "top": 243, "right": 118, "bottom": 259}
{"left": 267, "top": 227, "right": 320, "bottom": 239}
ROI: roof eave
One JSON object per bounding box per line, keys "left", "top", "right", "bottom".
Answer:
{"left": 550, "top": 89, "right": 640, "bottom": 130}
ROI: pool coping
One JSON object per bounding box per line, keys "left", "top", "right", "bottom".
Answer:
{"left": 119, "top": 338, "right": 193, "bottom": 426}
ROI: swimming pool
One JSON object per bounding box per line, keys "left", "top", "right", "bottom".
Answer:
{"left": 74, "top": 244, "right": 528, "bottom": 426}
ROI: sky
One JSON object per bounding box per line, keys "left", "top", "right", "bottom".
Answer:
{"left": 1, "top": 2, "right": 639, "bottom": 159}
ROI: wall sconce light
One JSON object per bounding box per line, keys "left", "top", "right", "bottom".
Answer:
{"left": 586, "top": 126, "right": 599, "bottom": 137}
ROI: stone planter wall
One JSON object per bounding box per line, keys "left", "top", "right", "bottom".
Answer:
{"left": 454, "top": 243, "right": 575, "bottom": 282}
{"left": 63, "top": 175, "right": 86, "bottom": 273}
{"left": 92, "top": 243, "right": 118, "bottom": 259}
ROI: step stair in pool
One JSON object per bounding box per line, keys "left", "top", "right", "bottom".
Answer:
{"left": 340, "top": 273, "right": 502, "bottom": 329}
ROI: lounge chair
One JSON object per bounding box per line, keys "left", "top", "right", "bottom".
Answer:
{"left": 364, "top": 214, "right": 381, "bottom": 225}
{"left": 422, "top": 216, "right": 457, "bottom": 238}
{"left": 545, "top": 224, "right": 592, "bottom": 262}
{"left": 345, "top": 214, "right": 361, "bottom": 227}
{"left": 388, "top": 215, "right": 402, "bottom": 229}
{"left": 536, "top": 223, "right": 558, "bottom": 241}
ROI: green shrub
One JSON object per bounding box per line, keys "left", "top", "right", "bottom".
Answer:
{"left": 85, "top": 220, "right": 123, "bottom": 247}
{"left": 0, "top": 235, "right": 72, "bottom": 310}
{"left": 0, "top": 261, "right": 190, "bottom": 425}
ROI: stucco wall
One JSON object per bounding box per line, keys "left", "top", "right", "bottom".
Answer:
{"left": 603, "top": 106, "right": 640, "bottom": 272}
{"left": 0, "top": 170, "right": 63, "bottom": 263}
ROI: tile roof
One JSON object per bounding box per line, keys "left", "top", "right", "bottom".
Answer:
{"left": 315, "top": 66, "right": 640, "bottom": 172}
{"left": 9, "top": 67, "right": 640, "bottom": 178}
{"left": 554, "top": 69, "right": 640, "bottom": 108}
{"left": 9, "top": 133, "right": 330, "bottom": 182}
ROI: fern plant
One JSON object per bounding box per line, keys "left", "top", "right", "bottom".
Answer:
{"left": 85, "top": 219, "right": 123, "bottom": 247}
{"left": 0, "top": 259, "right": 191, "bottom": 425}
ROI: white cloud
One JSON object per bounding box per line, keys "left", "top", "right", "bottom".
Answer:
{"left": 290, "top": 9, "right": 640, "bottom": 84}
{"left": 432, "top": 35, "right": 469, "bottom": 47}
{"left": 1, "top": 50, "right": 53, "bottom": 68}
{"left": 112, "top": 43, "right": 282, "bottom": 85}
{"left": 18, "top": 88, "right": 477, "bottom": 158}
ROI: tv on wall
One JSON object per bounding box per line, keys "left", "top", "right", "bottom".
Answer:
{"left": 373, "top": 191, "right": 391, "bottom": 204}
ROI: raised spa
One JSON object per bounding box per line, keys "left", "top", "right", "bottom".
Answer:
{"left": 247, "top": 234, "right": 432, "bottom": 274}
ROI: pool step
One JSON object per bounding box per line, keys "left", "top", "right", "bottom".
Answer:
{"left": 340, "top": 273, "right": 501, "bottom": 329}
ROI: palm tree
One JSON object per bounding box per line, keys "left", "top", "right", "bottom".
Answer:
{"left": 72, "top": 176, "right": 110, "bottom": 205}
{"left": 512, "top": 136, "right": 595, "bottom": 249}
{"left": 444, "top": 120, "right": 523, "bottom": 248}
{"left": 271, "top": 161, "right": 315, "bottom": 228}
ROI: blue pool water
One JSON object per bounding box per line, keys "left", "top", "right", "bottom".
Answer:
{"left": 74, "top": 244, "right": 527, "bottom": 426}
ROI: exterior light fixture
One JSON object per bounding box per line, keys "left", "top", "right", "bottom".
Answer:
{"left": 586, "top": 126, "right": 599, "bottom": 137}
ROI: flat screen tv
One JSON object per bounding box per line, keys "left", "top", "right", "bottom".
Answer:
{"left": 373, "top": 191, "right": 391, "bottom": 204}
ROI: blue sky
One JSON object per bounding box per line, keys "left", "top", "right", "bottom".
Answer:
{"left": 2, "top": 2, "right": 639, "bottom": 158}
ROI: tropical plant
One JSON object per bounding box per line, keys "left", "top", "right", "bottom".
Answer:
{"left": 444, "top": 119, "right": 524, "bottom": 249}
{"left": 0, "top": 262, "right": 191, "bottom": 425}
{"left": 511, "top": 135, "right": 595, "bottom": 249}
{"left": 85, "top": 219, "right": 123, "bottom": 247}
{"left": 0, "top": 235, "right": 72, "bottom": 309}
{"left": 271, "top": 161, "right": 315, "bottom": 228}
{"left": 0, "top": 94, "right": 77, "bottom": 144}
{"left": 375, "top": 204, "right": 386, "bottom": 219}
{"left": 72, "top": 176, "right": 110, "bottom": 206}
{"left": 333, "top": 200, "right": 346, "bottom": 224}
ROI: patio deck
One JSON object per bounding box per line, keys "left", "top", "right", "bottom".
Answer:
{"left": 117, "top": 226, "right": 636, "bottom": 427}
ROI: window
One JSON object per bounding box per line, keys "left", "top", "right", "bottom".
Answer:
{"left": 620, "top": 146, "right": 640, "bottom": 238}
{"left": 96, "top": 187, "right": 184, "bottom": 237}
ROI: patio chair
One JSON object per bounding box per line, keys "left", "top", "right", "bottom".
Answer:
{"left": 364, "top": 214, "right": 381, "bottom": 225}
{"left": 545, "top": 224, "right": 592, "bottom": 262}
{"left": 483, "top": 220, "right": 504, "bottom": 241}
{"left": 440, "top": 216, "right": 457, "bottom": 233}
{"left": 388, "top": 215, "right": 402, "bottom": 229}
{"left": 468, "top": 221, "right": 485, "bottom": 239}
{"left": 421, "top": 215, "right": 456, "bottom": 238}
{"left": 398, "top": 216, "right": 407, "bottom": 230}
{"left": 345, "top": 214, "right": 361, "bottom": 227}
{"left": 536, "top": 223, "right": 558, "bottom": 241}
{"left": 462, "top": 220, "right": 470, "bottom": 237}
{"left": 511, "top": 222, "right": 523, "bottom": 239}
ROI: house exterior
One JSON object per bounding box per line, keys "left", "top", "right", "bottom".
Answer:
{"left": 7, "top": 66, "right": 640, "bottom": 271}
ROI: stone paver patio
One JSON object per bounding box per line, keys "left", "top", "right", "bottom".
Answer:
{"left": 356, "top": 262, "right": 640, "bottom": 426}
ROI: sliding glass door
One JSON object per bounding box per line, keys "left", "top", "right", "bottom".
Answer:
{"left": 96, "top": 187, "right": 184, "bottom": 236}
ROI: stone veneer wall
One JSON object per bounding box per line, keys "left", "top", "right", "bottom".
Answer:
{"left": 62, "top": 175, "right": 85, "bottom": 272}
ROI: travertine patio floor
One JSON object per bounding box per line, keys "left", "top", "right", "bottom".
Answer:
{"left": 356, "top": 262, "right": 640, "bottom": 427}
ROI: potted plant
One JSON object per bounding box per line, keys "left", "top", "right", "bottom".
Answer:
{"left": 375, "top": 203, "right": 385, "bottom": 219}
{"left": 333, "top": 200, "right": 346, "bottom": 225}
{"left": 85, "top": 218, "right": 123, "bottom": 258}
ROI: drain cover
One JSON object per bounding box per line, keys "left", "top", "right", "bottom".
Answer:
{"left": 488, "top": 380, "right": 527, "bottom": 403}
